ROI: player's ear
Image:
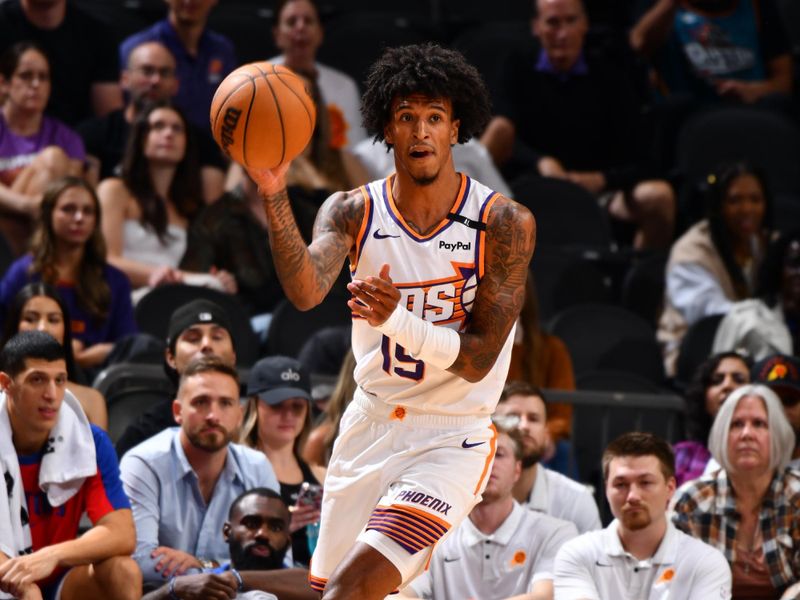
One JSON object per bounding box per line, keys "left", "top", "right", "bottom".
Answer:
{"left": 450, "top": 119, "right": 460, "bottom": 145}
{"left": 384, "top": 124, "right": 394, "bottom": 145}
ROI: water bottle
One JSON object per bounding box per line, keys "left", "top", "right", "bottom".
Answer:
{"left": 307, "top": 521, "right": 321, "bottom": 556}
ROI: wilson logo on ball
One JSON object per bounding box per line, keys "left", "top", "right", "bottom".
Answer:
{"left": 220, "top": 107, "right": 242, "bottom": 154}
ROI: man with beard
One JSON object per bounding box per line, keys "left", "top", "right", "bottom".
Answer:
{"left": 494, "top": 382, "right": 600, "bottom": 533}
{"left": 553, "top": 432, "right": 731, "bottom": 600}
{"left": 142, "top": 488, "right": 316, "bottom": 600}
{"left": 120, "top": 356, "right": 279, "bottom": 589}
{"left": 408, "top": 428, "right": 577, "bottom": 600}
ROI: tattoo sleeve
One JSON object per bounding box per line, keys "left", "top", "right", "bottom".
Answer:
{"left": 448, "top": 197, "right": 536, "bottom": 382}
{"left": 262, "top": 188, "right": 364, "bottom": 310}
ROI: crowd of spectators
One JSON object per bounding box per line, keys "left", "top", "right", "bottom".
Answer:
{"left": 0, "top": 0, "right": 798, "bottom": 597}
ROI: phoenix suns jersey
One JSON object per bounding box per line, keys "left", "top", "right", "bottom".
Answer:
{"left": 349, "top": 173, "right": 515, "bottom": 416}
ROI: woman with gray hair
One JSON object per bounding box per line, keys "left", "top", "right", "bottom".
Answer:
{"left": 672, "top": 384, "right": 800, "bottom": 599}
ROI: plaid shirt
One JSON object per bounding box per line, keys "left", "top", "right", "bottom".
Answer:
{"left": 671, "top": 468, "right": 800, "bottom": 594}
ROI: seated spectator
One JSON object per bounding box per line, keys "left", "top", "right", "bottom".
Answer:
{"left": 119, "top": 0, "right": 236, "bottom": 132}
{"left": 674, "top": 351, "right": 751, "bottom": 486}
{"left": 759, "top": 228, "right": 800, "bottom": 351}
{"left": 78, "top": 40, "right": 226, "bottom": 202}
{"left": 494, "top": 382, "right": 601, "bottom": 534}
{"left": 0, "top": 331, "right": 140, "bottom": 600}
{"left": 481, "top": 0, "right": 675, "bottom": 251}
{"left": 409, "top": 426, "right": 577, "bottom": 600}
{"left": 97, "top": 101, "right": 234, "bottom": 294}
{"left": 658, "top": 161, "right": 773, "bottom": 375}
{"left": 0, "top": 0, "right": 122, "bottom": 127}
{"left": 302, "top": 348, "right": 355, "bottom": 468}
{"left": 142, "top": 488, "right": 316, "bottom": 600}
{"left": 240, "top": 356, "right": 323, "bottom": 568}
{"left": 180, "top": 169, "right": 318, "bottom": 319}
{"left": 509, "top": 273, "right": 575, "bottom": 444}
{"left": 115, "top": 298, "right": 237, "bottom": 458}
{"left": 0, "top": 42, "right": 85, "bottom": 256}
{"left": 672, "top": 384, "right": 800, "bottom": 598}
{"left": 630, "top": 0, "right": 793, "bottom": 106}
{"left": 751, "top": 354, "right": 800, "bottom": 468}
{"left": 554, "top": 432, "right": 731, "bottom": 599}
{"left": 2, "top": 282, "right": 108, "bottom": 429}
{"left": 120, "top": 356, "right": 279, "bottom": 588}
{"left": 270, "top": 0, "right": 366, "bottom": 149}
{"left": 0, "top": 177, "right": 137, "bottom": 369}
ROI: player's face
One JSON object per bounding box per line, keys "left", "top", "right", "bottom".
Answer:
{"left": 18, "top": 296, "right": 65, "bottom": 346}
{"left": 165, "top": 0, "right": 218, "bottom": 26}
{"left": 225, "top": 495, "right": 291, "bottom": 570}
{"left": 174, "top": 371, "right": 241, "bottom": 452}
{"left": 256, "top": 396, "right": 308, "bottom": 449}
{"left": 144, "top": 107, "right": 187, "bottom": 165}
{"left": 720, "top": 174, "right": 766, "bottom": 244}
{"left": 384, "top": 94, "right": 459, "bottom": 187}
{"left": 533, "top": 0, "right": 588, "bottom": 73}
{"left": 606, "top": 455, "right": 674, "bottom": 533}
{"left": 1, "top": 358, "right": 68, "bottom": 444}
{"left": 167, "top": 323, "right": 236, "bottom": 374}
{"left": 273, "top": 0, "right": 323, "bottom": 62}
{"left": 493, "top": 394, "right": 548, "bottom": 467}
{"left": 124, "top": 42, "right": 178, "bottom": 103}
{"left": 51, "top": 185, "right": 97, "bottom": 247}
{"left": 481, "top": 433, "right": 521, "bottom": 502}
{"left": 726, "top": 395, "right": 771, "bottom": 474}
{"left": 704, "top": 356, "right": 749, "bottom": 418}
{"left": 4, "top": 48, "right": 51, "bottom": 113}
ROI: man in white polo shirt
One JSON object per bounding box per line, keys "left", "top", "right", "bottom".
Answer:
{"left": 553, "top": 432, "right": 731, "bottom": 600}
{"left": 494, "top": 382, "right": 600, "bottom": 533}
{"left": 408, "top": 427, "right": 577, "bottom": 600}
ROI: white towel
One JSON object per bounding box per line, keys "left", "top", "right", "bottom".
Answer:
{"left": 0, "top": 389, "right": 96, "bottom": 559}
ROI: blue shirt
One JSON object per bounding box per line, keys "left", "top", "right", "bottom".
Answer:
{"left": 119, "top": 19, "right": 237, "bottom": 129}
{"left": 119, "top": 428, "right": 279, "bottom": 586}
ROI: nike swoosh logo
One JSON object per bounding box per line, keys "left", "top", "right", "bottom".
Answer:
{"left": 443, "top": 557, "right": 461, "bottom": 563}
{"left": 373, "top": 229, "right": 400, "bottom": 239}
{"left": 462, "top": 439, "right": 485, "bottom": 449}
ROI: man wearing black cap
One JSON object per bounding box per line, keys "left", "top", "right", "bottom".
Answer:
{"left": 752, "top": 353, "right": 800, "bottom": 467}
{"left": 116, "top": 298, "right": 237, "bottom": 458}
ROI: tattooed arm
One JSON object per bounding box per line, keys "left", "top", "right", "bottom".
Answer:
{"left": 249, "top": 167, "right": 364, "bottom": 311}
{"left": 449, "top": 197, "right": 536, "bottom": 382}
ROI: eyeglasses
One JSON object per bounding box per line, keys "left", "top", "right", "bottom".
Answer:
{"left": 132, "top": 65, "right": 176, "bottom": 79}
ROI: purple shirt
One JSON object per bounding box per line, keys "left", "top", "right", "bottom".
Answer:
{"left": 119, "top": 19, "right": 237, "bottom": 130}
{"left": 0, "top": 254, "right": 137, "bottom": 347}
{"left": 534, "top": 48, "right": 589, "bottom": 82}
{"left": 673, "top": 440, "right": 712, "bottom": 487}
{"left": 0, "top": 113, "right": 85, "bottom": 185}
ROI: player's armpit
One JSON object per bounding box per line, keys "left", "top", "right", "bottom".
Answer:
{"left": 263, "top": 187, "right": 364, "bottom": 310}
{"left": 449, "top": 197, "right": 535, "bottom": 382}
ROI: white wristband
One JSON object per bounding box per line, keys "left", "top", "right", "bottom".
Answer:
{"left": 375, "top": 305, "right": 461, "bottom": 370}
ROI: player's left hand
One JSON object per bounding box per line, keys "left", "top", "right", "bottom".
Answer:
{"left": 0, "top": 548, "right": 59, "bottom": 595}
{"left": 347, "top": 263, "right": 401, "bottom": 327}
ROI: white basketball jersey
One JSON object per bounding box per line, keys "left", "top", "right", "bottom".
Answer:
{"left": 349, "top": 173, "right": 516, "bottom": 417}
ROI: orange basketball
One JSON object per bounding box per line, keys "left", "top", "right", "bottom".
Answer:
{"left": 210, "top": 62, "right": 316, "bottom": 169}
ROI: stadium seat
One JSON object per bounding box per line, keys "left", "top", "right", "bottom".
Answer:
{"left": 265, "top": 295, "right": 352, "bottom": 359}
{"left": 673, "top": 313, "right": 725, "bottom": 391}
{"left": 576, "top": 369, "right": 665, "bottom": 394}
{"left": 548, "top": 303, "right": 664, "bottom": 384}
{"left": 134, "top": 284, "right": 259, "bottom": 367}
{"left": 511, "top": 175, "right": 613, "bottom": 251}
{"left": 93, "top": 363, "right": 173, "bottom": 445}
{"left": 620, "top": 252, "right": 667, "bottom": 326}
{"left": 206, "top": 3, "right": 277, "bottom": 64}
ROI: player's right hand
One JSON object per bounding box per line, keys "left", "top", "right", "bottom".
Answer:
{"left": 347, "top": 263, "right": 401, "bottom": 326}
{"left": 246, "top": 162, "right": 291, "bottom": 197}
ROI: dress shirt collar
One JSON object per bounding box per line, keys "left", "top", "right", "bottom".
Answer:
{"left": 535, "top": 48, "right": 589, "bottom": 80}
{"left": 462, "top": 501, "right": 525, "bottom": 548}
{"left": 600, "top": 519, "right": 678, "bottom": 566}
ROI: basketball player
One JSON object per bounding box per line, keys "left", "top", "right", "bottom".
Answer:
{"left": 247, "top": 43, "right": 536, "bottom": 599}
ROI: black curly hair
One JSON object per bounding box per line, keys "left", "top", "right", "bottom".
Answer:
{"left": 361, "top": 43, "right": 491, "bottom": 147}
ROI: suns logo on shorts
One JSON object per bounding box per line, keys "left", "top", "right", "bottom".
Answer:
{"left": 395, "top": 261, "right": 478, "bottom": 330}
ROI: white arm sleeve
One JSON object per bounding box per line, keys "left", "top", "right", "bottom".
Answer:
{"left": 375, "top": 305, "right": 461, "bottom": 370}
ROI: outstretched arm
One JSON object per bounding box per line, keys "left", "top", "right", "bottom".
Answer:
{"left": 248, "top": 166, "right": 363, "bottom": 311}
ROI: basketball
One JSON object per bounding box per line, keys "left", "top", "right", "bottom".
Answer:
{"left": 210, "top": 62, "right": 316, "bottom": 170}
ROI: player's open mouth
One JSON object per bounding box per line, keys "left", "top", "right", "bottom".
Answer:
{"left": 410, "top": 150, "right": 431, "bottom": 158}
